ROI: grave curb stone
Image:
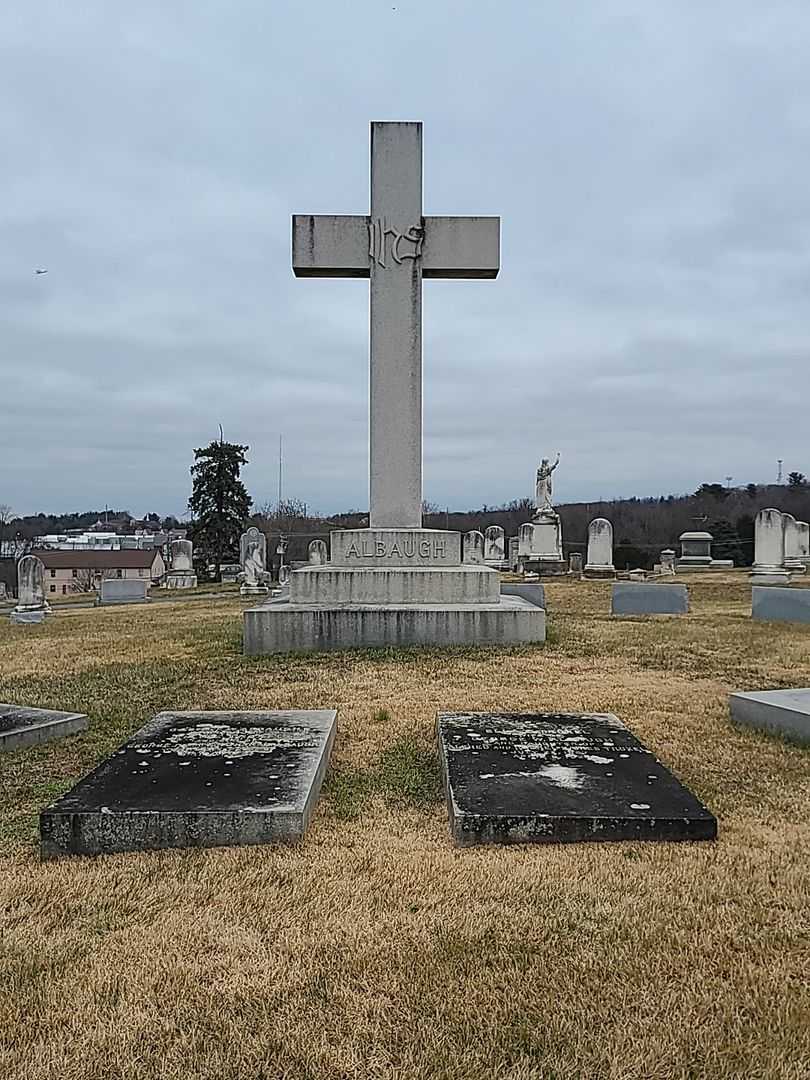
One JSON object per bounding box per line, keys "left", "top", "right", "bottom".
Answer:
{"left": 0, "top": 705, "right": 88, "bottom": 752}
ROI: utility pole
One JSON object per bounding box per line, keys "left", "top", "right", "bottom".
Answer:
{"left": 725, "top": 476, "right": 733, "bottom": 489}
{"left": 777, "top": 459, "right": 783, "bottom": 484}
{"left": 277, "top": 435, "right": 283, "bottom": 513}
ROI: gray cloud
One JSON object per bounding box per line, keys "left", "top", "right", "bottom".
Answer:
{"left": 2, "top": 2, "right": 809, "bottom": 517}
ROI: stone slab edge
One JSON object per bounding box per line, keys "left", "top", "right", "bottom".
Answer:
{"left": 0, "top": 712, "right": 88, "bottom": 752}
{"left": 729, "top": 691, "right": 810, "bottom": 746}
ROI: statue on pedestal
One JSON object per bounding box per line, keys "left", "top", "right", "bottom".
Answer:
{"left": 534, "top": 453, "right": 560, "bottom": 518}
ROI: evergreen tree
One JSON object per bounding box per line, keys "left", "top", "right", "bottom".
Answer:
{"left": 187, "top": 437, "right": 252, "bottom": 581}
{"left": 708, "top": 518, "right": 743, "bottom": 565}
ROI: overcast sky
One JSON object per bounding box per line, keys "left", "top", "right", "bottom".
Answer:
{"left": 3, "top": 2, "right": 809, "bottom": 519}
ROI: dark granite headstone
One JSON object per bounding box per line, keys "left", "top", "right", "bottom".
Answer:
{"left": 40, "top": 709, "right": 337, "bottom": 858}
{"left": 0, "top": 704, "right": 88, "bottom": 752}
{"left": 438, "top": 711, "right": 716, "bottom": 845}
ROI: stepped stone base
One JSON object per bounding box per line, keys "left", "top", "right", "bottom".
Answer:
{"left": 290, "top": 564, "right": 499, "bottom": 605}
{"left": 583, "top": 566, "right": 616, "bottom": 579}
{"left": 164, "top": 572, "right": 197, "bottom": 589}
{"left": 243, "top": 595, "right": 545, "bottom": 655}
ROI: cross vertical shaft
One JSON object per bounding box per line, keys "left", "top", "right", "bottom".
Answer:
{"left": 369, "top": 122, "right": 423, "bottom": 529}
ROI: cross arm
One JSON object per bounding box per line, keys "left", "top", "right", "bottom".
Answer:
{"left": 292, "top": 214, "right": 369, "bottom": 278}
{"left": 422, "top": 216, "right": 500, "bottom": 279}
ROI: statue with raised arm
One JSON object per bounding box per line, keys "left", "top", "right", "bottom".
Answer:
{"left": 534, "top": 453, "right": 561, "bottom": 514}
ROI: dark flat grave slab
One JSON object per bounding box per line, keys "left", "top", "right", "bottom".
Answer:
{"left": 730, "top": 689, "right": 810, "bottom": 745}
{"left": 752, "top": 586, "right": 810, "bottom": 625}
{"left": 611, "top": 582, "right": 688, "bottom": 615}
{"left": 40, "top": 709, "right": 337, "bottom": 858}
{"left": 438, "top": 711, "right": 716, "bottom": 846}
{"left": 0, "top": 704, "right": 88, "bottom": 752}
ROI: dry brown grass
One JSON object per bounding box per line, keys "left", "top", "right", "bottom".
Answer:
{"left": 1, "top": 574, "right": 809, "bottom": 1079}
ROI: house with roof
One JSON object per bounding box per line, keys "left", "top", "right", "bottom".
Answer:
{"left": 35, "top": 548, "right": 166, "bottom": 597}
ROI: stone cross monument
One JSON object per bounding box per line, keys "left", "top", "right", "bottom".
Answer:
{"left": 292, "top": 121, "right": 499, "bottom": 528}
{"left": 243, "top": 122, "right": 546, "bottom": 654}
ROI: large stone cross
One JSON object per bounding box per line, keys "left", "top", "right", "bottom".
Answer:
{"left": 293, "top": 121, "right": 499, "bottom": 529}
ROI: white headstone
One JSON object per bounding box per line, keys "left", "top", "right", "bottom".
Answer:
{"left": 584, "top": 518, "right": 615, "bottom": 578}
{"left": 240, "top": 527, "right": 270, "bottom": 594}
{"left": 463, "top": 530, "right": 485, "bottom": 564}
{"left": 783, "top": 514, "right": 806, "bottom": 571}
{"left": 750, "top": 508, "right": 790, "bottom": 584}
{"left": 483, "top": 525, "right": 505, "bottom": 564}
{"left": 797, "top": 521, "right": 810, "bottom": 566}
{"left": 170, "top": 539, "right": 193, "bottom": 572}
{"left": 240, "top": 527, "right": 267, "bottom": 572}
{"left": 308, "top": 539, "right": 328, "bottom": 565}
{"left": 10, "top": 555, "right": 50, "bottom": 623}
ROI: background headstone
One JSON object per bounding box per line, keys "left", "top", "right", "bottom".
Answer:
{"left": 584, "top": 518, "right": 615, "bottom": 578}
{"left": 308, "top": 539, "right": 328, "bottom": 566}
{"left": 750, "top": 509, "right": 790, "bottom": 585}
{"left": 10, "top": 555, "right": 50, "bottom": 624}
{"left": 165, "top": 540, "right": 198, "bottom": 589}
{"left": 569, "top": 552, "right": 583, "bottom": 575}
{"left": 483, "top": 525, "right": 505, "bottom": 565}
{"left": 240, "top": 527, "right": 270, "bottom": 595}
{"left": 783, "top": 514, "right": 806, "bottom": 573}
{"left": 678, "top": 531, "right": 713, "bottom": 567}
{"left": 463, "top": 530, "right": 485, "bottom": 564}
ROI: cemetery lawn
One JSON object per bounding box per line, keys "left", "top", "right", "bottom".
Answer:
{"left": 1, "top": 575, "right": 808, "bottom": 1080}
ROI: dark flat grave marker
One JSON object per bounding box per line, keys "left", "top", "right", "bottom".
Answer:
{"left": 40, "top": 709, "right": 337, "bottom": 858}
{"left": 0, "top": 704, "right": 88, "bottom": 752}
{"left": 438, "top": 711, "right": 716, "bottom": 845}
{"left": 751, "top": 586, "right": 810, "bottom": 625}
{"left": 730, "top": 688, "right": 810, "bottom": 745}
{"left": 611, "top": 582, "right": 688, "bottom": 615}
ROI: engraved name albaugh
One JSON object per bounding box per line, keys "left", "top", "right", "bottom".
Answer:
{"left": 345, "top": 538, "right": 447, "bottom": 560}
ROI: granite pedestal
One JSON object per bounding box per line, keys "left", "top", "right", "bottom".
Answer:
{"left": 1, "top": 704, "right": 88, "bottom": 752}
{"left": 611, "top": 583, "right": 689, "bottom": 615}
{"left": 40, "top": 709, "right": 337, "bottom": 858}
{"left": 730, "top": 689, "right": 810, "bottom": 745}
{"left": 244, "top": 528, "right": 546, "bottom": 654}
{"left": 437, "top": 711, "right": 716, "bottom": 845}
{"left": 751, "top": 586, "right": 810, "bottom": 625}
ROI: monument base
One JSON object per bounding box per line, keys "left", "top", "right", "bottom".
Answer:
{"left": 749, "top": 567, "right": 791, "bottom": 586}
{"left": 583, "top": 565, "right": 616, "bottom": 579}
{"left": 676, "top": 560, "right": 735, "bottom": 573}
{"left": 10, "top": 606, "right": 50, "bottom": 624}
{"left": 164, "top": 572, "right": 198, "bottom": 589}
{"left": 240, "top": 583, "right": 270, "bottom": 598}
{"left": 243, "top": 594, "right": 545, "bottom": 655}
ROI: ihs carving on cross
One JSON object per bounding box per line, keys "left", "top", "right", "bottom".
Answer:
{"left": 367, "top": 218, "right": 424, "bottom": 268}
